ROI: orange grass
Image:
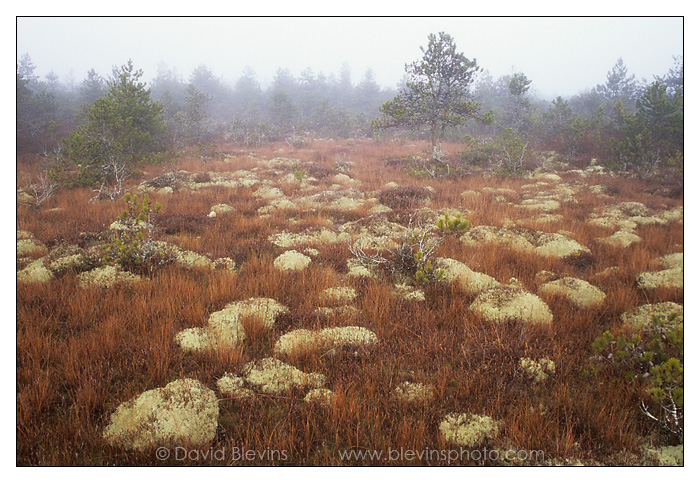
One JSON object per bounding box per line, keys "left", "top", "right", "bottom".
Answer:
{"left": 16, "top": 139, "right": 683, "bottom": 466}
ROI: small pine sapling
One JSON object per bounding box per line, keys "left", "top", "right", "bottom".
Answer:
{"left": 102, "top": 192, "right": 167, "bottom": 274}
{"left": 437, "top": 212, "right": 469, "bottom": 235}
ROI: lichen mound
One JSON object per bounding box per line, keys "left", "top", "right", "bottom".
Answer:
{"left": 435, "top": 257, "right": 500, "bottom": 296}
{"left": 346, "top": 258, "right": 378, "bottom": 278}
{"left": 519, "top": 357, "right": 556, "bottom": 383}
{"left": 153, "top": 241, "right": 214, "bottom": 270}
{"left": 274, "top": 250, "right": 311, "bottom": 271}
{"left": 460, "top": 227, "right": 589, "bottom": 259}
{"left": 78, "top": 265, "right": 140, "bottom": 289}
{"left": 439, "top": 413, "right": 501, "bottom": 448}
{"left": 210, "top": 203, "right": 234, "bottom": 215}
{"left": 595, "top": 230, "right": 642, "bottom": 248}
{"left": 268, "top": 229, "right": 342, "bottom": 248}
{"left": 393, "top": 382, "right": 435, "bottom": 403}
{"left": 103, "top": 378, "right": 219, "bottom": 451}
{"left": 46, "top": 244, "right": 88, "bottom": 275}
{"left": 17, "top": 257, "right": 53, "bottom": 284}
{"left": 636, "top": 266, "right": 683, "bottom": 290}
{"left": 620, "top": 302, "right": 683, "bottom": 334}
{"left": 243, "top": 358, "right": 326, "bottom": 395}
{"left": 253, "top": 185, "right": 285, "bottom": 199}
{"left": 274, "top": 326, "right": 378, "bottom": 358}
{"left": 534, "top": 233, "right": 590, "bottom": 258}
{"left": 643, "top": 445, "right": 683, "bottom": 466}
{"left": 460, "top": 226, "right": 535, "bottom": 252}
{"left": 320, "top": 287, "right": 357, "bottom": 306}
{"left": 175, "top": 298, "right": 288, "bottom": 352}
{"left": 393, "top": 283, "right": 426, "bottom": 301}
{"left": 470, "top": 287, "right": 553, "bottom": 325}
{"left": 216, "top": 373, "right": 256, "bottom": 400}
{"left": 304, "top": 388, "right": 336, "bottom": 406}
{"left": 538, "top": 277, "right": 606, "bottom": 309}
{"left": 16, "top": 233, "right": 48, "bottom": 258}
{"left": 659, "top": 252, "right": 683, "bottom": 269}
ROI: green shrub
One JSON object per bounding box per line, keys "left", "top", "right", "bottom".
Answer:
{"left": 461, "top": 135, "right": 498, "bottom": 167}
{"left": 349, "top": 211, "right": 446, "bottom": 287}
{"left": 102, "top": 192, "right": 168, "bottom": 275}
{"left": 591, "top": 314, "right": 683, "bottom": 440}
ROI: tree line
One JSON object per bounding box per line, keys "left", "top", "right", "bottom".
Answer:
{"left": 17, "top": 35, "right": 683, "bottom": 187}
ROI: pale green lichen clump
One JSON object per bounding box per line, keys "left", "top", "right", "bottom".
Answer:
{"left": 304, "top": 388, "right": 336, "bottom": 406}
{"left": 519, "top": 357, "right": 556, "bottom": 383}
{"left": 103, "top": 378, "right": 219, "bottom": 451}
{"left": 175, "top": 298, "right": 288, "bottom": 353}
{"left": 274, "top": 326, "right": 378, "bottom": 357}
{"left": 393, "top": 382, "right": 435, "bottom": 403}
{"left": 320, "top": 286, "right": 357, "bottom": 306}
{"left": 17, "top": 257, "right": 53, "bottom": 284}
{"left": 439, "top": 413, "right": 502, "bottom": 448}
{"left": 274, "top": 250, "right": 312, "bottom": 271}
{"left": 216, "top": 373, "right": 256, "bottom": 400}
{"left": 78, "top": 265, "right": 141, "bottom": 289}
{"left": 469, "top": 287, "right": 553, "bottom": 326}
{"left": 243, "top": 358, "right": 326, "bottom": 395}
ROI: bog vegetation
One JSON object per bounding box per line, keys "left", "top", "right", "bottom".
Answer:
{"left": 17, "top": 33, "right": 683, "bottom": 466}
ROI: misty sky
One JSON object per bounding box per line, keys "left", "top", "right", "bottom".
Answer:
{"left": 16, "top": 17, "right": 682, "bottom": 99}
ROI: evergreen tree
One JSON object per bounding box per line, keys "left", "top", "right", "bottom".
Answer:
{"left": 378, "top": 32, "right": 484, "bottom": 159}
{"left": 64, "top": 60, "right": 166, "bottom": 184}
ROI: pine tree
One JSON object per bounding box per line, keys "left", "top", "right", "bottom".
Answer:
{"left": 64, "top": 60, "right": 166, "bottom": 185}
{"left": 377, "top": 32, "right": 485, "bottom": 160}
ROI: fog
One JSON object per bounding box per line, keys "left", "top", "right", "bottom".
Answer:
{"left": 17, "top": 16, "right": 682, "bottom": 99}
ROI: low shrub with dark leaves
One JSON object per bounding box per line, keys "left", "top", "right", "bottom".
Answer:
{"left": 192, "top": 172, "right": 212, "bottom": 183}
{"left": 378, "top": 185, "right": 432, "bottom": 210}
{"left": 159, "top": 212, "right": 213, "bottom": 235}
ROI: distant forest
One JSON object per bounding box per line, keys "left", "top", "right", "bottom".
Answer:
{"left": 17, "top": 53, "right": 683, "bottom": 179}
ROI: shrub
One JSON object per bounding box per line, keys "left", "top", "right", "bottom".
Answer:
{"left": 461, "top": 135, "right": 499, "bottom": 167}
{"left": 102, "top": 192, "right": 169, "bottom": 275}
{"left": 591, "top": 314, "right": 683, "bottom": 440}
{"left": 349, "top": 211, "right": 446, "bottom": 286}
{"left": 192, "top": 172, "right": 212, "bottom": 183}
{"left": 18, "top": 170, "right": 58, "bottom": 208}
{"left": 146, "top": 165, "right": 181, "bottom": 189}
{"left": 63, "top": 60, "right": 167, "bottom": 186}
{"left": 378, "top": 185, "right": 432, "bottom": 210}
{"left": 305, "top": 163, "right": 334, "bottom": 179}
{"left": 159, "top": 212, "right": 213, "bottom": 235}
